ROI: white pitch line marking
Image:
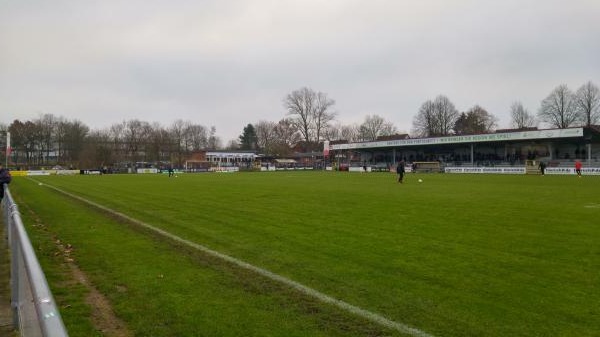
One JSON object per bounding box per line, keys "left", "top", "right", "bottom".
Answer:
{"left": 34, "top": 179, "right": 434, "bottom": 337}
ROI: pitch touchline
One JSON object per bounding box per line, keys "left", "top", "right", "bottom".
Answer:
{"left": 37, "top": 180, "right": 434, "bottom": 337}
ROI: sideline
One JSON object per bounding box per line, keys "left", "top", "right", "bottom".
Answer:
{"left": 30, "top": 179, "right": 434, "bottom": 337}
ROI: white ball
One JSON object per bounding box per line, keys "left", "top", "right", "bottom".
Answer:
{"left": 38, "top": 183, "right": 43, "bottom": 186}
{"left": 418, "top": 179, "right": 423, "bottom": 183}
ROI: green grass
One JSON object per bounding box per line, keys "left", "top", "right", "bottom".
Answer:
{"left": 9, "top": 171, "right": 600, "bottom": 336}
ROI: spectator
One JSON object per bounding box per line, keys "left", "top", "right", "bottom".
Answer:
{"left": 0, "top": 164, "right": 12, "bottom": 200}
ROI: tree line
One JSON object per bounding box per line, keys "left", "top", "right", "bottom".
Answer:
{"left": 1, "top": 82, "right": 598, "bottom": 168}
{"left": 411, "top": 81, "right": 599, "bottom": 137}
{"left": 1, "top": 117, "right": 220, "bottom": 169}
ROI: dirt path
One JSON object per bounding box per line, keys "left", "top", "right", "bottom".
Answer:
{"left": 32, "top": 209, "right": 134, "bottom": 337}
{"left": 55, "top": 239, "right": 133, "bottom": 337}
{"left": 6, "top": 201, "right": 133, "bottom": 337}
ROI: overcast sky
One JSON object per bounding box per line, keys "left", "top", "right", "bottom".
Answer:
{"left": 1, "top": 0, "right": 599, "bottom": 143}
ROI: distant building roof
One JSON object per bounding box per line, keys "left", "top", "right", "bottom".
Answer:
{"left": 495, "top": 127, "right": 538, "bottom": 133}
{"left": 376, "top": 134, "right": 410, "bottom": 141}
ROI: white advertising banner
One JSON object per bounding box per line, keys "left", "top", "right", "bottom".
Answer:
{"left": 55, "top": 170, "right": 80, "bottom": 175}
{"left": 27, "top": 170, "right": 51, "bottom": 176}
{"left": 137, "top": 168, "right": 158, "bottom": 174}
{"left": 546, "top": 167, "right": 600, "bottom": 175}
{"left": 445, "top": 166, "right": 600, "bottom": 175}
{"left": 445, "top": 167, "right": 525, "bottom": 174}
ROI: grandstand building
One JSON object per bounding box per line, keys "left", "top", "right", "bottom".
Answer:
{"left": 329, "top": 127, "right": 600, "bottom": 171}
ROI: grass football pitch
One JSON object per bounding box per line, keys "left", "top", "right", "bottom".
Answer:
{"left": 8, "top": 171, "right": 600, "bottom": 336}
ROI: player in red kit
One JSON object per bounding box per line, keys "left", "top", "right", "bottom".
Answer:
{"left": 575, "top": 160, "right": 582, "bottom": 177}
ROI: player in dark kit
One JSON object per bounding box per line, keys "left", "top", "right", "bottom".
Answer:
{"left": 538, "top": 161, "right": 546, "bottom": 175}
{"left": 396, "top": 161, "right": 405, "bottom": 183}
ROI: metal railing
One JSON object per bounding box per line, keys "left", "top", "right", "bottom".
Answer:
{"left": 1, "top": 185, "right": 68, "bottom": 337}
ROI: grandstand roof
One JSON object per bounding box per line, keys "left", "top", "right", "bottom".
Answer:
{"left": 330, "top": 127, "right": 587, "bottom": 151}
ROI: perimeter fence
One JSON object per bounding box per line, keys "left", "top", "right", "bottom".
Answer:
{"left": 1, "top": 185, "right": 68, "bottom": 337}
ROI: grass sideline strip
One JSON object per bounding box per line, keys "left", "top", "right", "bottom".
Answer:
{"left": 32, "top": 177, "right": 434, "bottom": 337}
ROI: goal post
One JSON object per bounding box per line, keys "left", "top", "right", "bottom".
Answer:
{"left": 184, "top": 160, "right": 212, "bottom": 172}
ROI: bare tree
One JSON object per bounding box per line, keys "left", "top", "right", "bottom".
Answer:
{"left": 13, "top": 120, "right": 42, "bottom": 165}
{"left": 169, "top": 119, "right": 188, "bottom": 165}
{"left": 341, "top": 124, "right": 360, "bottom": 142}
{"left": 0, "top": 123, "right": 7, "bottom": 165}
{"left": 186, "top": 124, "right": 209, "bottom": 151}
{"left": 63, "top": 120, "right": 89, "bottom": 166}
{"left": 313, "top": 92, "right": 336, "bottom": 143}
{"left": 284, "top": 87, "right": 336, "bottom": 149}
{"left": 225, "top": 139, "right": 240, "bottom": 150}
{"left": 412, "top": 95, "right": 458, "bottom": 137}
{"left": 454, "top": 105, "right": 497, "bottom": 135}
{"left": 435, "top": 95, "right": 459, "bottom": 136}
{"left": 122, "top": 119, "right": 150, "bottom": 164}
{"left": 255, "top": 120, "right": 277, "bottom": 154}
{"left": 322, "top": 123, "right": 341, "bottom": 141}
{"left": 207, "top": 126, "right": 221, "bottom": 150}
{"left": 109, "top": 122, "right": 127, "bottom": 163}
{"left": 55, "top": 117, "right": 69, "bottom": 163}
{"left": 33, "top": 113, "right": 56, "bottom": 165}
{"left": 322, "top": 123, "right": 358, "bottom": 142}
{"left": 510, "top": 101, "right": 537, "bottom": 129}
{"left": 181, "top": 121, "right": 195, "bottom": 152}
{"left": 7, "top": 120, "right": 26, "bottom": 164}
{"left": 81, "top": 129, "right": 112, "bottom": 168}
{"left": 358, "top": 115, "right": 397, "bottom": 141}
{"left": 538, "top": 84, "right": 578, "bottom": 128}
{"left": 146, "top": 123, "right": 172, "bottom": 163}
{"left": 273, "top": 118, "right": 300, "bottom": 156}
{"left": 412, "top": 100, "right": 436, "bottom": 137}
{"left": 284, "top": 87, "right": 313, "bottom": 144}
{"left": 575, "top": 81, "right": 600, "bottom": 126}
